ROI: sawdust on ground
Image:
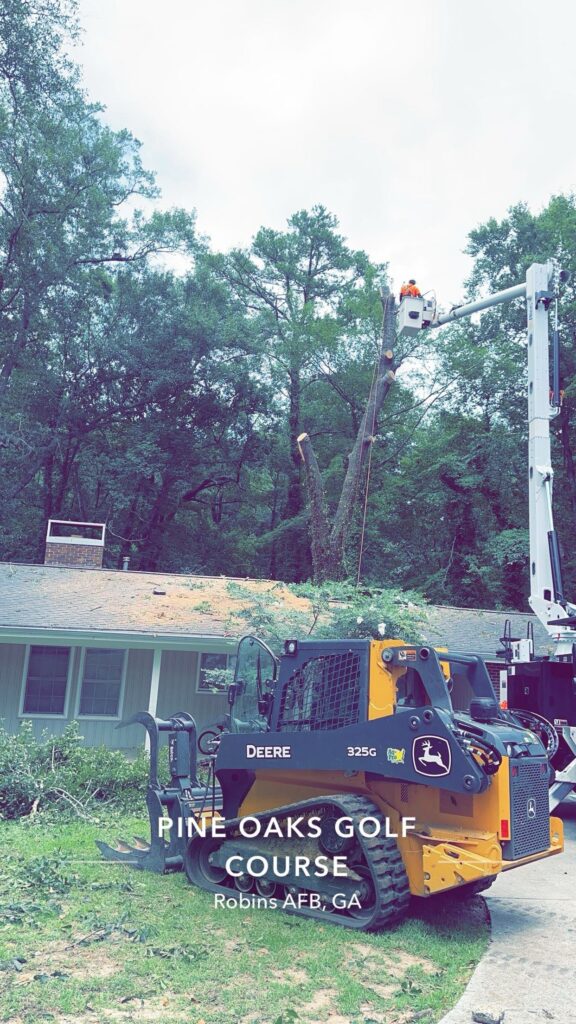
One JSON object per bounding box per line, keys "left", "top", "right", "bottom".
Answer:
{"left": 130, "top": 577, "right": 315, "bottom": 633}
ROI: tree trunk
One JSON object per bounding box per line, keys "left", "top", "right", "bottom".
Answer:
{"left": 136, "top": 476, "right": 175, "bottom": 570}
{"left": 267, "top": 476, "right": 280, "bottom": 579}
{"left": 36, "top": 450, "right": 55, "bottom": 561}
{"left": 54, "top": 437, "right": 81, "bottom": 512}
{"left": 272, "top": 362, "right": 312, "bottom": 581}
{"left": 297, "top": 288, "right": 397, "bottom": 582}
{"left": 283, "top": 365, "right": 303, "bottom": 520}
{"left": 0, "top": 295, "right": 31, "bottom": 402}
{"left": 296, "top": 432, "right": 332, "bottom": 580}
{"left": 117, "top": 481, "right": 144, "bottom": 568}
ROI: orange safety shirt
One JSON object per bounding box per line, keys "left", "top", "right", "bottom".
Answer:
{"left": 400, "top": 283, "right": 421, "bottom": 298}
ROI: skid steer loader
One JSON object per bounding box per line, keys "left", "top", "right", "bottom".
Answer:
{"left": 98, "top": 634, "right": 563, "bottom": 931}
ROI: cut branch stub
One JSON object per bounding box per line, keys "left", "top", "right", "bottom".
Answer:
{"left": 295, "top": 432, "right": 333, "bottom": 580}
{"left": 296, "top": 432, "right": 308, "bottom": 462}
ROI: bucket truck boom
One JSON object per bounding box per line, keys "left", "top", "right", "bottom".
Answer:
{"left": 398, "top": 264, "right": 576, "bottom": 806}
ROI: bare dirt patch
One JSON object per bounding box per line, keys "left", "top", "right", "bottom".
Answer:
{"left": 14, "top": 939, "right": 120, "bottom": 985}
{"left": 225, "top": 938, "right": 245, "bottom": 953}
{"left": 348, "top": 942, "right": 437, "bottom": 979}
{"left": 102, "top": 1002, "right": 189, "bottom": 1022}
{"left": 301, "top": 988, "right": 339, "bottom": 1017}
{"left": 382, "top": 949, "right": 437, "bottom": 978}
{"left": 49, "top": 998, "right": 191, "bottom": 1024}
{"left": 359, "top": 1009, "right": 412, "bottom": 1024}
{"left": 362, "top": 980, "right": 398, "bottom": 999}
{"left": 270, "top": 965, "right": 309, "bottom": 984}
{"left": 349, "top": 941, "right": 379, "bottom": 958}
{"left": 223, "top": 972, "right": 259, "bottom": 988}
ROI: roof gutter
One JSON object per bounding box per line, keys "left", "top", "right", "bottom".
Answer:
{"left": 0, "top": 624, "right": 238, "bottom": 652}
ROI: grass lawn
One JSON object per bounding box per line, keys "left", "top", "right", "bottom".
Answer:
{"left": 0, "top": 816, "right": 489, "bottom": 1024}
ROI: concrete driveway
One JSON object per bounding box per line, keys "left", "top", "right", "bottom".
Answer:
{"left": 440, "top": 799, "right": 576, "bottom": 1024}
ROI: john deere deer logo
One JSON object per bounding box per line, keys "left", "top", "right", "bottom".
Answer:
{"left": 412, "top": 736, "right": 451, "bottom": 777}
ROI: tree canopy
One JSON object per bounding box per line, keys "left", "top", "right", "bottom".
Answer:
{"left": 1, "top": 1, "right": 574, "bottom": 614}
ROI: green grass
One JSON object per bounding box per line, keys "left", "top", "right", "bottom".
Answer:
{"left": 0, "top": 817, "right": 489, "bottom": 1024}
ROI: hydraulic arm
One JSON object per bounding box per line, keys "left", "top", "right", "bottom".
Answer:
{"left": 398, "top": 264, "right": 576, "bottom": 805}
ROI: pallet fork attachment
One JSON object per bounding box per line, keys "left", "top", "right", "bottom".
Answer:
{"left": 96, "top": 711, "right": 221, "bottom": 873}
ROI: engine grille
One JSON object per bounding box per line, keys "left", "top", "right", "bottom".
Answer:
{"left": 276, "top": 651, "right": 361, "bottom": 732}
{"left": 505, "top": 758, "right": 550, "bottom": 860}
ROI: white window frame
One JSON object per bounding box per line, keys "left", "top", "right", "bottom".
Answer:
{"left": 75, "top": 647, "right": 127, "bottom": 721}
{"left": 196, "top": 651, "right": 235, "bottom": 695}
{"left": 19, "top": 644, "right": 74, "bottom": 719}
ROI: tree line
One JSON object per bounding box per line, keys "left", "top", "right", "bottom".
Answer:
{"left": 2, "top": 0, "right": 576, "bottom": 612}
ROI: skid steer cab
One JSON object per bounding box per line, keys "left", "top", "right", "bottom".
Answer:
{"left": 98, "top": 635, "right": 563, "bottom": 933}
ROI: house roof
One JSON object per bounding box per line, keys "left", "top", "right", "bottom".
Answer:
{"left": 0, "top": 563, "right": 311, "bottom": 649}
{"left": 0, "top": 561, "right": 552, "bottom": 658}
{"left": 422, "top": 604, "right": 551, "bottom": 660}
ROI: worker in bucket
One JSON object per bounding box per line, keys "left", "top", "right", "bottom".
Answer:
{"left": 400, "top": 279, "right": 421, "bottom": 301}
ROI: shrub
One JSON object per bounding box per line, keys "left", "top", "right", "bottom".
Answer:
{"left": 0, "top": 719, "right": 149, "bottom": 820}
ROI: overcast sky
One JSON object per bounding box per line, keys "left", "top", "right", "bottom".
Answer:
{"left": 75, "top": 0, "right": 576, "bottom": 306}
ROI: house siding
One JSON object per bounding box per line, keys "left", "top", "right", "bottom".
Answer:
{"left": 76, "top": 649, "right": 153, "bottom": 750}
{"left": 0, "top": 613, "right": 507, "bottom": 751}
{"left": 0, "top": 645, "right": 152, "bottom": 748}
{"left": 0, "top": 643, "right": 27, "bottom": 732}
{"left": 0, "top": 645, "right": 82, "bottom": 741}
{"left": 155, "top": 650, "right": 228, "bottom": 732}
{"left": 0, "top": 642, "right": 230, "bottom": 749}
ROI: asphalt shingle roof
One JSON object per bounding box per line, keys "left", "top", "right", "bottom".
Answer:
{"left": 0, "top": 562, "right": 551, "bottom": 659}
{"left": 0, "top": 563, "right": 310, "bottom": 638}
{"left": 422, "top": 604, "right": 551, "bottom": 660}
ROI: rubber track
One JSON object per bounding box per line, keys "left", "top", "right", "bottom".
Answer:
{"left": 185, "top": 792, "right": 411, "bottom": 931}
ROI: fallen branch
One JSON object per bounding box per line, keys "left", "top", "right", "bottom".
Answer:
{"left": 49, "top": 788, "right": 99, "bottom": 822}
{"left": 27, "top": 797, "right": 40, "bottom": 818}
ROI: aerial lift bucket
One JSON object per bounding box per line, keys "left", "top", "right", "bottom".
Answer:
{"left": 96, "top": 711, "right": 222, "bottom": 873}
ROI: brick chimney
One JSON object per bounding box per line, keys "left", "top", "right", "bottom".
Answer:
{"left": 44, "top": 520, "right": 106, "bottom": 568}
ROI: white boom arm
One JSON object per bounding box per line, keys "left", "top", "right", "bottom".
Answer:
{"left": 525, "top": 264, "right": 576, "bottom": 653}
{"left": 402, "top": 263, "right": 576, "bottom": 654}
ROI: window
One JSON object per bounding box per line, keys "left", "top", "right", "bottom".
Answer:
{"left": 22, "top": 646, "right": 70, "bottom": 715}
{"left": 197, "top": 652, "right": 235, "bottom": 693}
{"left": 78, "top": 649, "right": 125, "bottom": 717}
